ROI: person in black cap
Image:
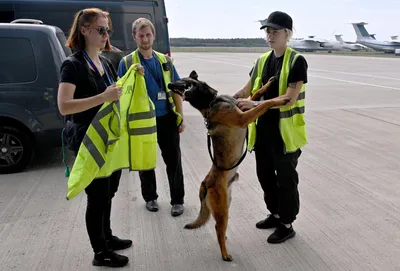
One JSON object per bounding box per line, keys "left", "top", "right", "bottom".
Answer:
{"left": 233, "top": 11, "right": 308, "bottom": 244}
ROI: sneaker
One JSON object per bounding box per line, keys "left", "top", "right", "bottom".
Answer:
{"left": 267, "top": 224, "right": 296, "bottom": 244}
{"left": 107, "top": 235, "right": 132, "bottom": 251}
{"left": 255, "top": 214, "right": 281, "bottom": 229}
{"left": 171, "top": 204, "right": 184, "bottom": 217}
{"left": 92, "top": 250, "right": 129, "bottom": 267}
{"left": 146, "top": 200, "right": 159, "bottom": 212}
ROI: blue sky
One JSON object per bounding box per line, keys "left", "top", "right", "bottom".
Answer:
{"left": 164, "top": 0, "right": 400, "bottom": 42}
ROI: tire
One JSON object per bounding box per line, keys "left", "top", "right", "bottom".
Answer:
{"left": 0, "top": 125, "right": 34, "bottom": 174}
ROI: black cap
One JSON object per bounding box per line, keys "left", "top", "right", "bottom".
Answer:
{"left": 260, "top": 11, "right": 293, "bottom": 31}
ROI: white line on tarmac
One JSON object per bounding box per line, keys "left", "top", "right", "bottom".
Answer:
{"left": 309, "top": 68, "right": 400, "bottom": 81}
{"left": 310, "top": 75, "right": 400, "bottom": 91}
{"left": 183, "top": 104, "right": 400, "bottom": 116}
{"left": 185, "top": 56, "right": 400, "bottom": 91}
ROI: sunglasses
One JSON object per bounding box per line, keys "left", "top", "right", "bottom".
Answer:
{"left": 93, "top": 27, "right": 114, "bottom": 37}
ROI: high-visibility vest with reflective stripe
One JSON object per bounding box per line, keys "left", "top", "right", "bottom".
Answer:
{"left": 122, "top": 50, "right": 183, "bottom": 126}
{"left": 66, "top": 64, "right": 157, "bottom": 200}
{"left": 247, "top": 47, "right": 307, "bottom": 153}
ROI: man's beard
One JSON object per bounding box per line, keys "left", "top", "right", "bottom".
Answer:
{"left": 139, "top": 44, "right": 152, "bottom": 50}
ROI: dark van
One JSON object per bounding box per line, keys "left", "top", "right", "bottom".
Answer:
{"left": 0, "top": 0, "right": 172, "bottom": 55}
{"left": 0, "top": 19, "right": 71, "bottom": 174}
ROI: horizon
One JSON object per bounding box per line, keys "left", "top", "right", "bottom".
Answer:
{"left": 164, "top": 0, "right": 400, "bottom": 42}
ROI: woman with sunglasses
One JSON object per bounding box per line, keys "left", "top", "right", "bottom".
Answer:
{"left": 57, "top": 8, "right": 131, "bottom": 268}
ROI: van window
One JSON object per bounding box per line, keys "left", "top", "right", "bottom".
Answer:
{"left": 0, "top": 38, "right": 37, "bottom": 84}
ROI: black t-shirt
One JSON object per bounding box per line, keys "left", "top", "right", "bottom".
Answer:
{"left": 249, "top": 51, "right": 308, "bottom": 142}
{"left": 60, "top": 50, "right": 118, "bottom": 125}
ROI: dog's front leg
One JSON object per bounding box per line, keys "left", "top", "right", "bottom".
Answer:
{"left": 250, "top": 76, "right": 275, "bottom": 101}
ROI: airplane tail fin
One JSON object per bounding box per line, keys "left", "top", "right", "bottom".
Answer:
{"left": 335, "top": 34, "right": 344, "bottom": 42}
{"left": 351, "top": 22, "right": 373, "bottom": 40}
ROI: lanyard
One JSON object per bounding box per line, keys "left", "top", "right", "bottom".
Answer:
{"left": 83, "top": 50, "right": 114, "bottom": 87}
{"left": 139, "top": 52, "right": 163, "bottom": 90}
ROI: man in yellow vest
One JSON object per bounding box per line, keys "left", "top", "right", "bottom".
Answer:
{"left": 234, "top": 11, "right": 308, "bottom": 244}
{"left": 117, "top": 18, "right": 185, "bottom": 217}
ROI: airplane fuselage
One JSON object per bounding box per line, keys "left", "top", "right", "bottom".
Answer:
{"left": 357, "top": 39, "right": 400, "bottom": 53}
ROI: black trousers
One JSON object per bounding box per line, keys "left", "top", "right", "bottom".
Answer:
{"left": 139, "top": 112, "right": 185, "bottom": 205}
{"left": 254, "top": 122, "right": 302, "bottom": 225}
{"left": 84, "top": 169, "right": 122, "bottom": 253}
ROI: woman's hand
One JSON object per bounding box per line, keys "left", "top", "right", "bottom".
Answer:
{"left": 236, "top": 98, "right": 256, "bottom": 112}
{"left": 178, "top": 118, "right": 186, "bottom": 133}
{"left": 101, "top": 84, "right": 122, "bottom": 102}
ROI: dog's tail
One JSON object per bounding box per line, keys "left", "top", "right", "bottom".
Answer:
{"left": 184, "top": 181, "right": 210, "bottom": 229}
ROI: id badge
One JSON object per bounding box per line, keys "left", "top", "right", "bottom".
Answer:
{"left": 157, "top": 91, "right": 167, "bottom": 100}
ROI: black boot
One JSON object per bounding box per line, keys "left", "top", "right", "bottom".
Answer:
{"left": 267, "top": 224, "right": 296, "bottom": 244}
{"left": 107, "top": 235, "right": 133, "bottom": 251}
{"left": 92, "top": 250, "right": 129, "bottom": 267}
{"left": 256, "top": 214, "right": 281, "bottom": 229}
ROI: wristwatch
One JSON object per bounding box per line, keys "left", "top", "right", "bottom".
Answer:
{"left": 253, "top": 101, "right": 260, "bottom": 107}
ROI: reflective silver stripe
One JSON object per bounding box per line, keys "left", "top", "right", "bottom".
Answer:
{"left": 289, "top": 51, "right": 296, "bottom": 67}
{"left": 297, "top": 91, "right": 305, "bottom": 100}
{"left": 95, "top": 103, "right": 113, "bottom": 120}
{"left": 280, "top": 106, "right": 305, "bottom": 118}
{"left": 92, "top": 121, "right": 108, "bottom": 146}
{"left": 82, "top": 135, "right": 105, "bottom": 168}
{"left": 165, "top": 55, "right": 174, "bottom": 81}
{"left": 250, "top": 58, "right": 260, "bottom": 90}
{"left": 124, "top": 53, "right": 133, "bottom": 71}
{"left": 90, "top": 103, "right": 114, "bottom": 146}
{"left": 128, "top": 111, "right": 155, "bottom": 121}
{"left": 128, "top": 125, "right": 157, "bottom": 135}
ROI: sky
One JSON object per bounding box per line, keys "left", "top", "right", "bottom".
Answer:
{"left": 164, "top": 0, "right": 400, "bottom": 42}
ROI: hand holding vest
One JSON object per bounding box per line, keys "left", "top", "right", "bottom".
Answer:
{"left": 66, "top": 64, "right": 157, "bottom": 200}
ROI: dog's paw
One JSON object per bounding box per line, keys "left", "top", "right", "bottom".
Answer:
{"left": 222, "top": 254, "right": 233, "bottom": 262}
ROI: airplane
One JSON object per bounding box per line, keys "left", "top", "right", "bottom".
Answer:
{"left": 334, "top": 34, "right": 369, "bottom": 51}
{"left": 281, "top": 35, "right": 344, "bottom": 52}
{"left": 351, "top": 22, "right": 400, "bottom": 53}
{"left": 256, "top": 19, "right": 343, "bottom": 52}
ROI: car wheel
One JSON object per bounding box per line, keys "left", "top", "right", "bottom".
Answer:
{"left": 0, "top": 126, "right": 34, "bottom": 174}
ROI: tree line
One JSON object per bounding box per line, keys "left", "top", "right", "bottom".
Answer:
{"left": 170, "top": 38, "right": 267, "bottom": 47}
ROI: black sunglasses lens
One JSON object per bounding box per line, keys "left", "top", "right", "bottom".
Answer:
{"left": 97, "top": 27, "right": 113, "bottom": 36}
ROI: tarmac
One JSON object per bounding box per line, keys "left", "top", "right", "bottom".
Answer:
{"left": 0, "top": 52, "right": 400, "bottom": 271}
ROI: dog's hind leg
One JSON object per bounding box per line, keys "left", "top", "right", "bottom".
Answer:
{"left": 225, "top": 173, "right": 239, "bottom": 241}
{"left": 227, "top": 173, "right": 239, "bottom": 209}
{"left": 184, "top": 181, "right": 211, "bottom": 229}
{"left": 209, "top": 187, "right": 232, "bottom": 262}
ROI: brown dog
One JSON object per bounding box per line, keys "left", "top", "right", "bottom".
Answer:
{"left": 168, "top": 71, "right": 289, "bottom": 262}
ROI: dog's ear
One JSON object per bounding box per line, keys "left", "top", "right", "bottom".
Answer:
{"left": 189, "top": 70, "right": 198, "bottom": 80}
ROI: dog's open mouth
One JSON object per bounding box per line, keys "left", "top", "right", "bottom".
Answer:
{"left": 168, "top": 82, "right": 193, "bottom": 100}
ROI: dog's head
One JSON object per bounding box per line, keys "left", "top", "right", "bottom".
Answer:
{"left": 168, "top": 70, "right": 218, "bottom": 111}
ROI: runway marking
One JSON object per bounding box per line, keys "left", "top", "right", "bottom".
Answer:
{"left": 310, "top": 69, "right": 400, "bottom": 82}
{"left": 185, "top": 56, "right": 400, "bottom": 91}
{"left": 310, "top": 75, "right": 400, "bottom": 91}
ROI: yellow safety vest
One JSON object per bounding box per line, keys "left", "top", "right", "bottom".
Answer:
{"left": 66, "top": 64, "right": 157, "bottom": 200}
{"left": 247, "top": 47, "right": 307, "bottom": 153}
{"left": 122, "top": 50, "right": 183, "bottom": 126}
